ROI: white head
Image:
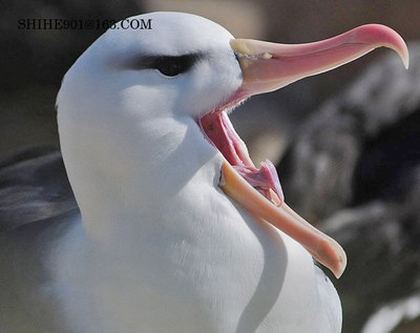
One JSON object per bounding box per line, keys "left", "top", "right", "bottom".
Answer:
{"left": 57, "top": 13, "right": 240, "bottom": 235}
{"left": 58, "top": 12, "right": 242, "bottom": 123}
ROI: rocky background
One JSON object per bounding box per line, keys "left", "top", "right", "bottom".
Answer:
{"left": 1, "top": 1, "right": 420, "bottom": 332}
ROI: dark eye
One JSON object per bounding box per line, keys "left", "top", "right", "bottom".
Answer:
{"left": 153, "top": 55, "right": 197, "bottom": 77}
{"left": 127, "top": 53, "right": 203, "bottom": 77}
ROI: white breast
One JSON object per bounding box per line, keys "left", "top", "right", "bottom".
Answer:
{"left": 45, "top": 183, "right": 341, "bottom": 333}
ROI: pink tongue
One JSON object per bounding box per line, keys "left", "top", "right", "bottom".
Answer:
{"left": 234, "top": 160, "right": 284, "bottom": 205}
{"left": 200, "top": 111, "right": 284, "bottom": 205}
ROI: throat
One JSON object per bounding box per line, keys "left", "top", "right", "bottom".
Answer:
{"left": 65, "top": 115, "right": 222, "bottom": 244}
{"left": 199, "top": 111, "right": 284, "bottom": 205}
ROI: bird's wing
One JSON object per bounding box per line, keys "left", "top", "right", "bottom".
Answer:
{"left": 0, "top": 146, "right": 79, "bottom": 231}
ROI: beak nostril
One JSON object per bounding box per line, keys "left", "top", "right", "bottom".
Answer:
{"left": 261, "top": 52, "right": 273, "bottom": 60}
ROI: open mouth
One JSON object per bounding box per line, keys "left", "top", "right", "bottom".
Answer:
{"left": 199, "top": 104, "right": 283, "bottom": 206}
{"left": 196, "top": 24, "right": 408, "bottom": 279}
{"left": 198, "top": 98, "right": 348, "bottom": 280}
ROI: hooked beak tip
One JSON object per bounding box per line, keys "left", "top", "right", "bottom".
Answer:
{"left": 360, "top": 24, "right": 409, "bottom": 69}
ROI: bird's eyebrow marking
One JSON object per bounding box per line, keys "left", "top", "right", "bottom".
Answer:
{"left": 125, "top": 53, "right": 205, "bottom": 70}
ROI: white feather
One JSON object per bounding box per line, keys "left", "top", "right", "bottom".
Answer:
{"left": 1, "top": 12, "right": 342, "bottom": 333}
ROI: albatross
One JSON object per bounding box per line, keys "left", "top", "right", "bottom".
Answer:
{"left": 0, "top": 12, "right": 408, "bottom": 333}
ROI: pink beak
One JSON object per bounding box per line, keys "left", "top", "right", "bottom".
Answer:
{"left": 231, "top": 24, "right": 408, "bottom": 97}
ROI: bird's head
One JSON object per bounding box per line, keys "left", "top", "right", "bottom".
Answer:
{"left": 57, "top": 12, "right": 408, "bottom": 278}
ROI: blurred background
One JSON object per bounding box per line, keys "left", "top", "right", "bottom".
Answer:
{"left": 1, "top": 1, "right": 420, "bottom": 332}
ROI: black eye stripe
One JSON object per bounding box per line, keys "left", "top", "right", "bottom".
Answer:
{"left": 151, "top": 55, "right": 198, "bottom": 76}
{"left": 127, "top": 53, "right": 203, "bottom": 77}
